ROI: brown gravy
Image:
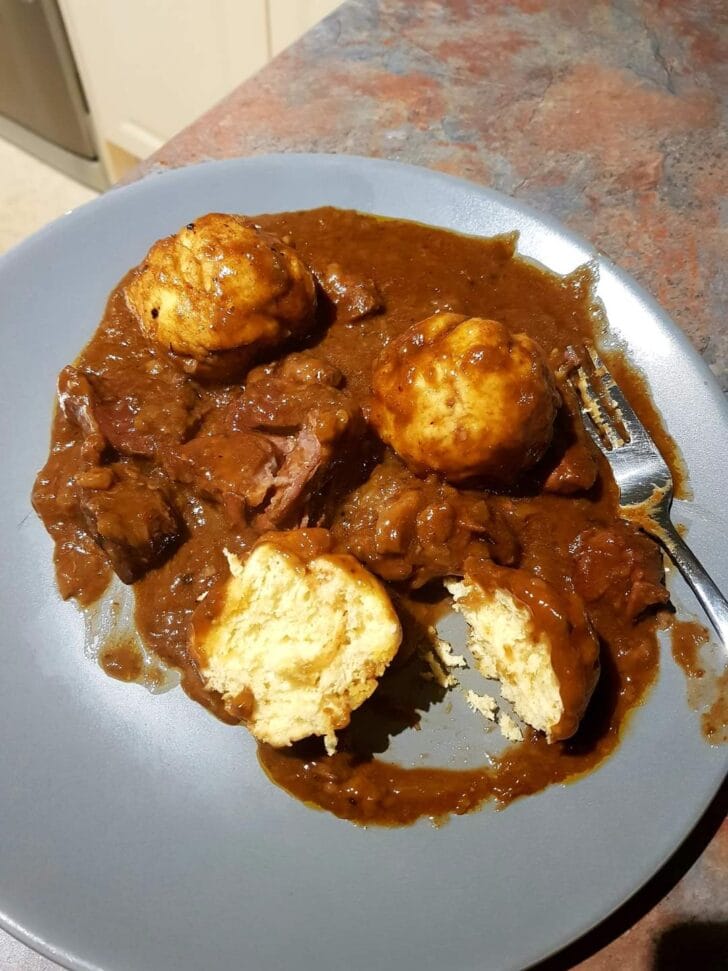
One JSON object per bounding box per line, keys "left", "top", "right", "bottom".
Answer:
{"left": 672, "top": 619, "right": 727, "bottom": 744}
{"left": 33, "top": 207, "right": 703, "bottom": 826}
{"left": 99, "top": 637, "right": 144, "bottom": 682}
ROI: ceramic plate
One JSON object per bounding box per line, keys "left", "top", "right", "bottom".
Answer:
{"left": 0, "top": 154, "right": 726, "bottom": 971}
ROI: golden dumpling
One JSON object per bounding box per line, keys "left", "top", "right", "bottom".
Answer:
{"left": 126, "top": 213, "right": 316, "bottom": 379}
{"left": 369, "top": 313, "right": 560, "bottom": 484}
{"left": 191, "top": 536, "right": 402, "bottom": 755}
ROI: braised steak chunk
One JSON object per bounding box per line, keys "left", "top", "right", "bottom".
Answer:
{"left": 57, "top": 363, "right": 199, "bottom": 461}
{"left": 166, "top": 432, "right": 280, "bottom": 525}
{"left": 572, "top": 521, "right": 670, "bottom": 620}
{"left": 90, "top": 367, "right": 199, "bottom": 459}
{"left": 315, "top": 263, "right": 384, "bottom": 323}
{"left": 57, "top": 366, "right": 108, "bottom": 464}
{"left": 226, "top": 352, "right": 353, "bottom": 435}
{"left": 78, "top": 465, "right": 180, "bottom": 584}
{"left": 226, "top": 352, "right": 365, "bottom": 528}
{"left": 542, "top": 383, "right": 599, "bottom": 495}
{"left": 334, "top": 457, "right": 519, "bottom": 586}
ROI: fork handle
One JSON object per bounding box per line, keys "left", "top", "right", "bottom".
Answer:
{"left": 655, "top": 519, "right": 728, "bottom": 648}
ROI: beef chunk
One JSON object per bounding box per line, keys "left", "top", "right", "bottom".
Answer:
{"left": 166, "top": 432, "right": 279, "bottom": 524}
{"left": 224, "top": 354, "right": 363, "bottom": 528}
{"left": 226, "top": 353, "right": 354, "bottom": 435}
{"left": 542, "top": 383, "right": 599, "bottom": 495}
{"left": 333, "top": 457, "right": 519, "bottom": 587}
{"left": 226, "top": 378, "right": 353, "bottom": 435}
{"left": 79, "top": 465, "right": 180, "bottom": 584}
{"left": 92, "top": 367, "right": 199, "bottom": 459}
{"left": 57, "top": 366, "right": 107, "bottom": 464}
{"left": 571, "top": 522, "right": 669, "bottom": 620}
{"left": 268, "top": 352, "right": 343, "bottom": 387}
{"left": 57, "top": 364, "right": 198, "bottom": 461}
{"left": 254, "top": 400, "right": 371, "bottom": 530}
{"left": 315, "top": 263, "right": 384, "bottom": 323}
{"left": 543, "top": 440, "right": 598, "bottom": 495}
{"left": 255, "top": 421, "right": 329, "bottom": 528}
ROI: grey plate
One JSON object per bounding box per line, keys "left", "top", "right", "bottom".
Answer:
{"left": 0, "top": 154, "right": 726, "bottom": 971}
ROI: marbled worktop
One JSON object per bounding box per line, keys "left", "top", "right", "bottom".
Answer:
{"left": 139, "top": 0, "right": 728, "bottom": 393}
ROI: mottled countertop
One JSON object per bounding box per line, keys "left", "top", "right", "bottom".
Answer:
{"left": 138, "top": 0, "right": 727, "bottom": 393}
{"left": 6, "top": 1, "right": 726, "bottom": 969}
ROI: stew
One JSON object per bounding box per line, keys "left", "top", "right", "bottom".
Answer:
{"left": 33, "top": 208, "right": 690, "bottom": 825}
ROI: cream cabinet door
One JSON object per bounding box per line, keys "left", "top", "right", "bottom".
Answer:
{"left": 268, "top": 0, "right": 342, "bottom": 56}
{"left": 59, "top": 0, "right": 269, "bottom": 171}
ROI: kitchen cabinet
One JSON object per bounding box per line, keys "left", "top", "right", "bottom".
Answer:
{"left": 58, "top": 0, "right": 341, "bottom": 181}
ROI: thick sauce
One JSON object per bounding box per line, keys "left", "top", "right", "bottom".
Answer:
{"left": 99, "top": 637, "right": 144, "bottom": 682}
{"left": 33, "top": 208, "right": 696, "bottom": 825}
{"left": 672, "top": 619, "right": 727, "bottom": 744}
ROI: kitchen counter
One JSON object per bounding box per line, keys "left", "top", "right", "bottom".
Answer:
{"left": 138, "top": 0, "right": 727, "bottom": 392}
{"left": 6, "top": 1, "right": 725, "bottom": 969}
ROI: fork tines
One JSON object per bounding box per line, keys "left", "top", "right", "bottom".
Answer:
{"left": 565, "top": 343, "right": 650, "bottom": 452}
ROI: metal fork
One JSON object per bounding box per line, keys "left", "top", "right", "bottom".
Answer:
{"left": 566, "top": 343, "right": 728, "bottom": 647}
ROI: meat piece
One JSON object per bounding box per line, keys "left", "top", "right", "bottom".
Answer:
{"left": 543, "top": 440, "right": 598, "bottom": 495}
{"left": 262, "top": 352, "right": 343, "bottom": 387}
{"left": 166, "top": 432, "right": 279, "bottom": 525}
{"left": 227, "top": 378, "right": 354, "bottom": 435}
{"left": 57, "top": 366, "right": 107, "bottom": 464}
{"left": 255, "top": 421, "right": 328, "bottom": 528}
{"left": 92, "top": 366, "right": 199, "bottom": 459}
{"left": 315, "top": 263, "right": 384, "bottom": 323}
{"left": 571, "top": 522, "right": 669, "bottom": 621}
{"left": 226, "top": 352, "right": 354, "bottom": 435}
{"left": 334, "top": 457, "right": 519, "bottom": 587}
{"left": 223, "top": 354, "right": 364, "bottom": 528}
{"left": 253, "top": 410, "right": 372, "bottom": 530}
{"left": 542, "top": 383, "right": 598, "bottom": 495}
{"left": 371, "top": 488, "right": 421, "bottom": 555}
{"left": 79, "top": 465, "right": 180, "bottom": 584}
{"left": 57, "top": 363, "right": 198, "bottom": 462}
